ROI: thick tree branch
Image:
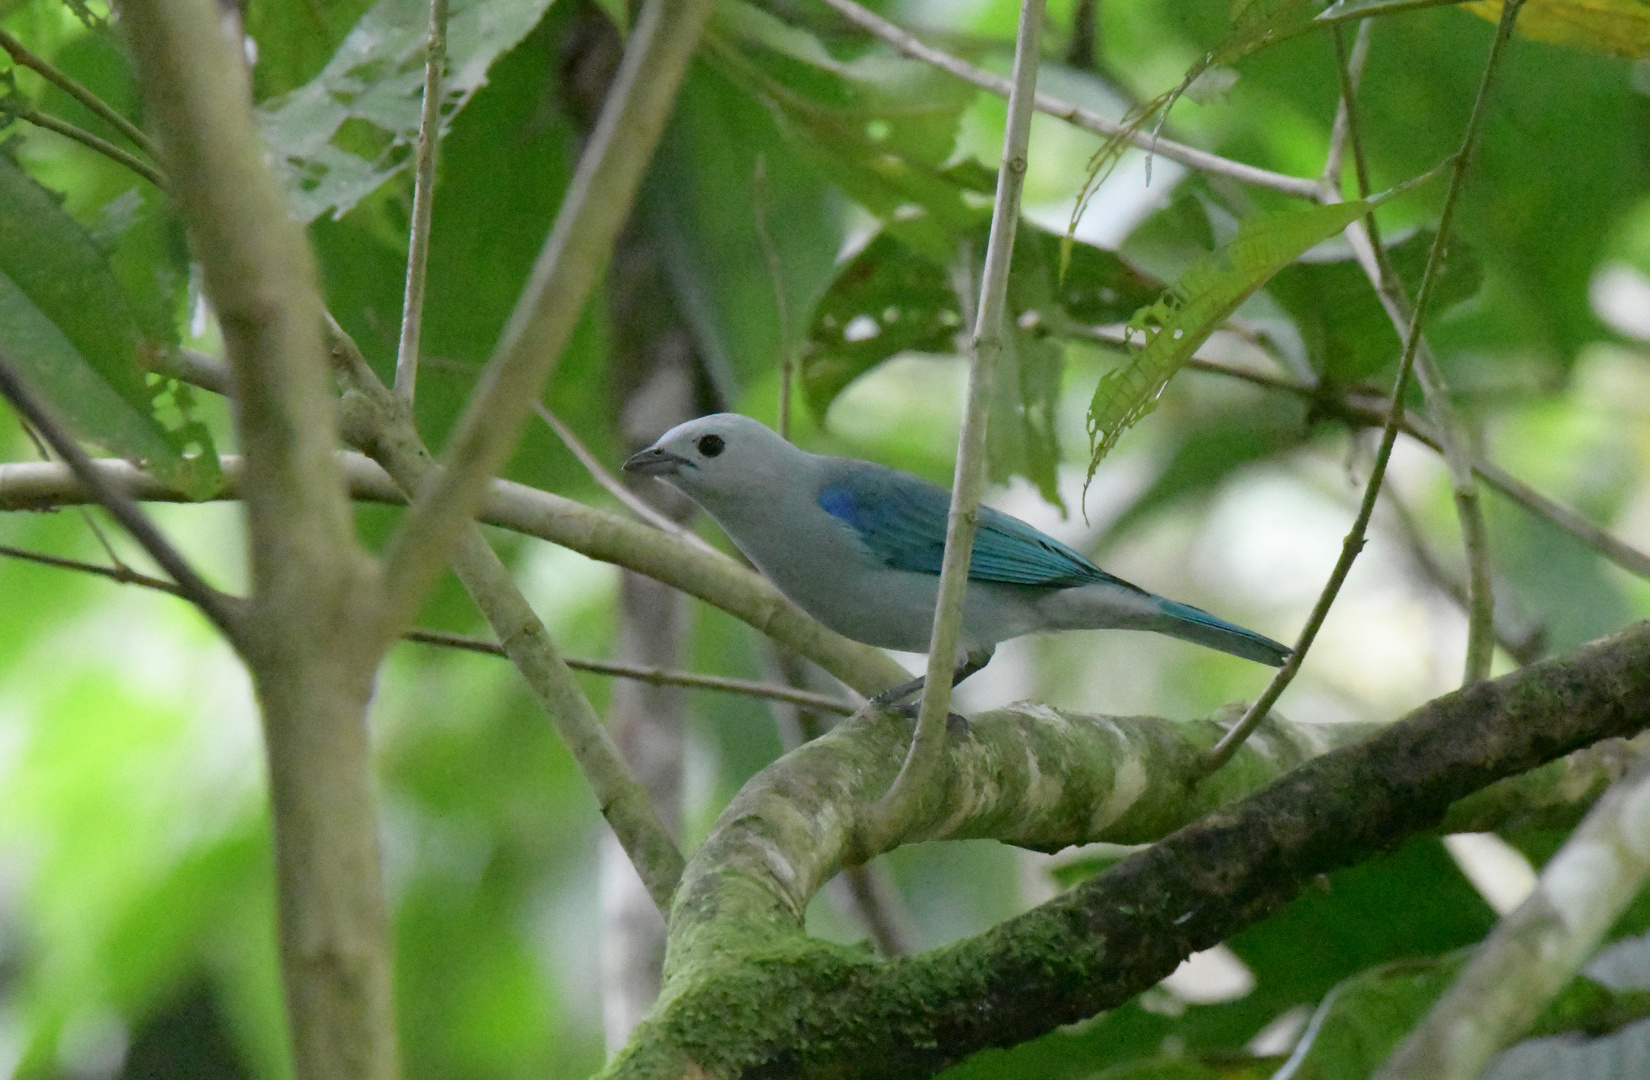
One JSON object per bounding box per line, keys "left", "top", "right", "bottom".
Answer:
{"left": 607, "top": 621, "right": 1650, "bottom": 1080}
{"left": 119, "top": 3, "right": 394, "bottom": 1078}
{"left": 376, "top": 0, "right": 714, "bottom": 639}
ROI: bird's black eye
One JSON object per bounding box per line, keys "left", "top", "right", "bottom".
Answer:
{"left": 696, "top": 434, "right": 725, "bottom": 458}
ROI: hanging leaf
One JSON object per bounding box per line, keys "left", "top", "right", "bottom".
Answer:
{"left": 1083, "top": 197, "right": 1389, "bottom": 483}
{"left": 0, "top": 153, "right": 213, "bottom": 494}
{"left": 256, "top": 0, "right": 559, "bottom": 223}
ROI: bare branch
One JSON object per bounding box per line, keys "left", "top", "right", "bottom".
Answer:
{"left": 405, "top": 628, "right": 856, "bottom": 713}
{"left": 0, "top": 350, "right": 243, "bottom": 638}
{"left": 869, "top": 0, "right": 1044, "bottom": 846}
{"left": 377, "top": 0, "right": 716, "bottom": 641}
{"left": 1321, "top": 20, "right": 1372, "bottom": 190}
{"left": 0, "top": 454, "right": 913, "bottom": 697}
{"left": 392, "top": 0, "right": 449, "bottom": 404}
{"left": 815, "top": 0, "right": 1323, "bottom": 200}
{"left": 120, "top": 1, "right": 395, "bottom": 1076}
{"left": 338, "top": 350, "right": 686, "bottom": 911}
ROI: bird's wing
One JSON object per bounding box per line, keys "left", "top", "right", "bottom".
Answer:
{"left": 815, "top": 463, "right": 1146, "bottom": 592}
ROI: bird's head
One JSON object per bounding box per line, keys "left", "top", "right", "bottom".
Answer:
{"left": 621, "top": 413, "right": 795, "bottom": 503}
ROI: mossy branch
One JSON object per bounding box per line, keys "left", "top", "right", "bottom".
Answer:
{"left": 605, "top": 621, "right": 1650, "bottom": 1080}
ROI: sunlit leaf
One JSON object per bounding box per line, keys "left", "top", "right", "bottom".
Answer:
{"left": 1084, "top": 198, "right": 1381, "bottom": 482}
{"left": 256, "top": 0, "right": 559, "bottom": 222}
{"left": 1465, "top": 0, "right": 1650, "bottom": 56}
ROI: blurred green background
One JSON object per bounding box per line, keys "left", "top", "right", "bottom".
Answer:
{"left": 1, "top": 0, "right": 1649, "bottom": 1076}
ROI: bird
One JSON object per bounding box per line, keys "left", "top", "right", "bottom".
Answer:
{"left": 622, "top": 413, "right": 1289, "bottom": 707}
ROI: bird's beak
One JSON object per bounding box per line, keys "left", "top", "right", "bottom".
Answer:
{"left": 622, "top": 446, "right": 691, "bottom": 476}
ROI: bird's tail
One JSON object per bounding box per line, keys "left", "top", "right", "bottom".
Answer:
{"left": 1151, "top": 599, "right": 1291, "bottom": 667}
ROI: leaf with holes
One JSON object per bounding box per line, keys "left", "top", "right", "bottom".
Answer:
{"left": 0, "top": 152, "right": 214, "bottom": 493}
{"left": 1084, "top": 197, "right": 1385, "bottom": 482}
{"left": 256, "top": 0, "right": 559, "bottom": 223}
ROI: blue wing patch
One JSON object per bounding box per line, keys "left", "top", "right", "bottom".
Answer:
{"left": 816, "top": 462, "right": 1144, "bottom": 592}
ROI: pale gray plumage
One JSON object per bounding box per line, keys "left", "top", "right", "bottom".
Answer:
{"left": 623, "top": 414, "right": 1288, "bottom": 695}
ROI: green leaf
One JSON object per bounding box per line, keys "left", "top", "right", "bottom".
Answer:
{"left": 1083, "top": 197, "right": 1385, "bottom": 483}
{"left": 1267, "top": 230, "right": 1483, "bottom": 384}
{"left": 256, "top": 0, "right": 559, "bottom": 223}
{"left": 0, "top": 152, "right": 206, "bottom": 489}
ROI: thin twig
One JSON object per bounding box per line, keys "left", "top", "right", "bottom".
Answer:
{"left": 1381, "top": 485, "right": 1545, "bottom": 666}
{"left": 815, "top": 0, "right": 1322, "bottom": 200}
{"left": 1204, "top": 2, "right": 1526, "bottom": 774}
{"left": 10, "top": 105, "right": 166, "bottom": 188}
{"left": 0, "top": 349, "right": 243, "bottom": 639}
{"left": 869, "top": 0, "right": 1045, "bottom": 845}
{"left": 0, "top": 28, "right": 160, "bottom": 158}
{"left": 1323, "top": 21, "right": 1496, "bottom": 685}
{"left": 752, "top": 153, "right": 794, "bottom": 441}
{"left": 1320, "top": 21, "right": 1372, "bottom": 190}
{"left": 0, "top": 536, "right": 855, "bottom": 716}
{"left": 1180, "top": 359, "right": 1650, "bottom": 585}
{"left": 377, "top": 0, "right": 717, "bottom": 643}
{"left": 406, "top": 628, "right": 857, "bottom": 713}
{"left": 14, "top": 415, "right": 130, "bottom": 573}
{"left": 532, "top": 402, "right": 717, "bottom": 553}
{"left": 393, "top": 0, "right": 448, "bottom": 404}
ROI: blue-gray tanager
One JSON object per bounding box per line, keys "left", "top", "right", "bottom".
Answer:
{"left": 623, "top": 413, "right": 1288, "bottom": 705}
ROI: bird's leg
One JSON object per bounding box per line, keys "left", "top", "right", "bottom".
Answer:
{"left": 868, "top": 647, "right": 996, "bottom": 714}
{"left": 868, "top": 674, "right": 926, "bottom": 710}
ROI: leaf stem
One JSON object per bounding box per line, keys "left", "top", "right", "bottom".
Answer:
{"left": 752, "top": 153, "right": 793, "bottom": 441}
{"left": 1204, "top": 0, "right": 1526, "bottom": 774}
{"left": 868, "top": 0, "right": 1044, "bottom": 847}
{"left": 392, "top": 0, "right": 448, "bottom": 404}
{"left": 0, "top": 28, "right": 160, "bottom": 158}
{"left": 9, "top": 104, "right": 166, "bottom": 187}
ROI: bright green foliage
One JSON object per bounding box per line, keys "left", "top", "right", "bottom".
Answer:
{"left": 1084, "top": 198, "right": 1377, "bottom": 480}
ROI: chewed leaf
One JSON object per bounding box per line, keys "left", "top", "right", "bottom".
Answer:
{"left": 0, "top": 153, "right": 212, "bottom": 493}
{"left": 257, "top": 0, "right": 558, "bottom": 223}
{"left": 1084, "top": 199, "right": 1381, "bottom": 484}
